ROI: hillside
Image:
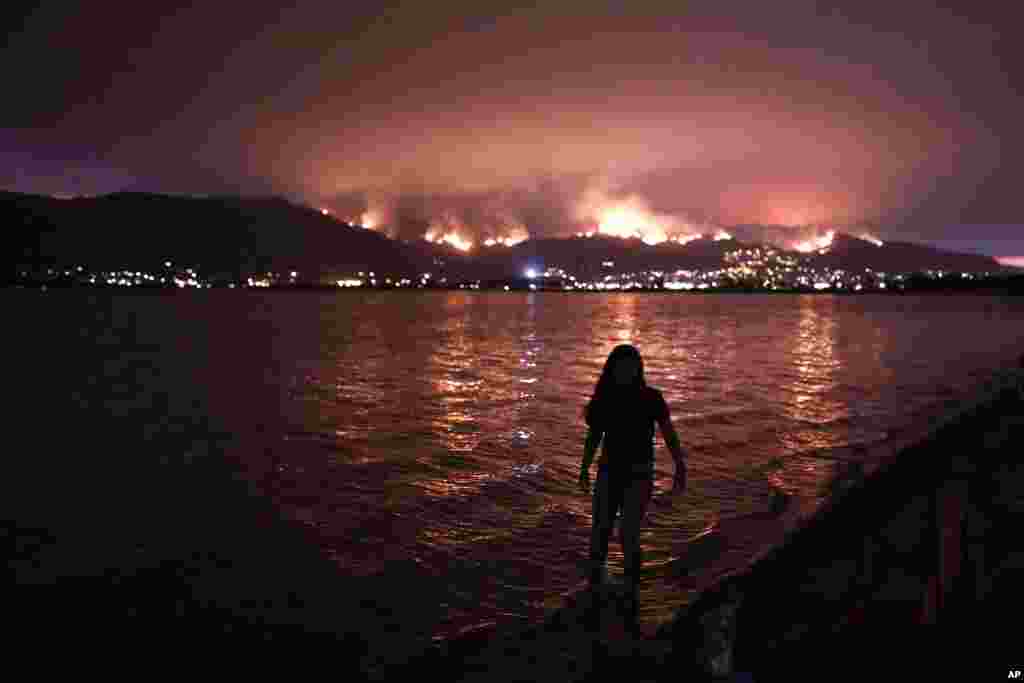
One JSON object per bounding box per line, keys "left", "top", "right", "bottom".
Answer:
{"left": 1, "top": 192, "right": 1010, "bottom": 280}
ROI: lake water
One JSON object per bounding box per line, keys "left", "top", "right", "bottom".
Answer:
{"left": 11, "top": 290, "right": 1024, "bottom": 644}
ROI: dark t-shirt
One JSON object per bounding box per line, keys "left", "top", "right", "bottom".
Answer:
{"left": 585, "top": 385, "right": 670, "bottom": 468}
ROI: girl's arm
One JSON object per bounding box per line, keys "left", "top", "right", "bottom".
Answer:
{"left": 657, "top": 415, "right": 688, "bottom": 489}
{"left": 579, "top": 427, "right": 602, "bottom": 491}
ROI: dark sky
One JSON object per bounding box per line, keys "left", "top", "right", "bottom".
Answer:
{"left": 3, "top": 1, "right": 1022, "bottom": 257}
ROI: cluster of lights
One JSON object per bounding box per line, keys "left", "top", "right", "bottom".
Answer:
{"left": 570, "top": 230, "right": 732, "bottom": 245}
{"left": 244, "top": 271, "right": 300, "bottom": 288}
{"left": 336, "top": 272, "right": 443, "bottom": 289}
{"left": 13, "top": 263, "right": 988, "bottom": 292}
{"left": 33, "top": 263, "right": 217, "bottom": 288}
{"left": 519, "top": 257, "right": 903, "bottom": 292}
{"left": 481, "top": 235, "right": 525, "bottom": 247}
{"left": 329, "top": 264, "right": 966, "bottom": 292}
{"left": 663, "top": 281, "right": 712, "bottom": 290}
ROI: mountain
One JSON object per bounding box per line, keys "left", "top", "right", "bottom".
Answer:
{"left": 808, "top": 232, "right": 1001, "bottom": 274}
{"left": 1, "top": 192, "right": 1010, "bottom": 280}
{"left": 1, "top": 191, "right": 433, "bottom": 278}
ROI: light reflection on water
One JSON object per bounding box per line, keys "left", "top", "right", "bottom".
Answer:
{"left": 212, "top": 293, "right": 1024, "bottom": 639}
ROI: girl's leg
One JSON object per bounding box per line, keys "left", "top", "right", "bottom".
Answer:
{"left": 589, "top": 466, "right": 616, "bottom": 586}
{"left": 619, "top": 475, "right": 653, "bottom": 581}
{"left": 619, "top": 475, "right": 653, "bottom": 632}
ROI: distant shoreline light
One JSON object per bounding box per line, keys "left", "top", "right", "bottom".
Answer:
{"left": 996, "top": 256, "right": 1024, "bottom": 268}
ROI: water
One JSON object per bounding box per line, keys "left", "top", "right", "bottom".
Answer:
{"left": 9, "top": 290, "right": 1024, "bottom": 644}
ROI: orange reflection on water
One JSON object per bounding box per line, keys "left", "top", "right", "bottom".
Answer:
{"left": 418, "top": 469, "right": 495, "bottom": 499}
{"left": 428, "top": 299, "right": 484, "bottom": 455}
{"left": 783, "top": 296, "right": 844, "bottom": 429}
{"left": 613, "top": 293, "right": 637, "bottom": 343}
{"left": 773, "top": 296, "right": 852, "bottom": 497}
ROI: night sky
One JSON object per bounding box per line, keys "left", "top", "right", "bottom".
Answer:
{"left": 3, "top": 2, "right": 1021, "bottom": 261}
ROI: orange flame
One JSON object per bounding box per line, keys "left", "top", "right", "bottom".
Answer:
{"left": 425, "top": 230, "right": 473, "bottom": 251}
{"left": 792, "top": 230, "right": 835, "bottom": 253}
{"left": 573, "top": 187, "right": 706, "bottom": 246}
{"left": 360, "top": 210, "right": 380, "bottom": 230}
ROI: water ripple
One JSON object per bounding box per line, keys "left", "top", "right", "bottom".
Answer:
{"left": 172, "top": 292, "right": 1024, "bottom": 641}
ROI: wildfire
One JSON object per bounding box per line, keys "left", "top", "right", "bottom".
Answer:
{"left": 359, "top": 211, "right": 380, "bottom": 230}
{"left": 793, "top": 230, "right": 835, "bottom": 253}
{"left": 423, "top": 209, "right": 528, "bottom": 252}
{"left": 574, "top": 188, "right": 700, "bottom": 245}
{"left": 595, "top": 201, "right": 668, "bottom": 244}
{"left": 425, "top": 231, "right": 474, "bottom": 252}
{"left": 572, "top": 186, "right": 720, "bottom": 246}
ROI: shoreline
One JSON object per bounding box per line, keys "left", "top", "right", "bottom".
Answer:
{"left": 5, "top": 280, "right": 1024, "bottom": 295}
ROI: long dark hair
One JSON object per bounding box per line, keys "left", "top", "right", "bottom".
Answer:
{"left": 583, "top": 344, "right": 647, "bottom": 425}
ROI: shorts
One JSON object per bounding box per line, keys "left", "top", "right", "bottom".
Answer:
{"left": 596, "top": 461, "right": 654, "bottom": 519}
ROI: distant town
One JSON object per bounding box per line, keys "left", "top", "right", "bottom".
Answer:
{"left": 10, "top": 250, "right": 1021, "bottom": 294}
{"left": 5, "top": 191, "right": 1021, "bottom": 293}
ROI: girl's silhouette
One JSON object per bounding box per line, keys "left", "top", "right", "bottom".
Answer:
{"left": 579, "top": 343, "right": 688, "bottom": 635}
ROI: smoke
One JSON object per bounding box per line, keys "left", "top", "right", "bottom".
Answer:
{"left": 325, "top": 176, "right": 584, "bottom": 246}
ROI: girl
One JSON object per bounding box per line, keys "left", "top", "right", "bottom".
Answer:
{"left": 579, "top": 344, "right": 688, "bottom": 635}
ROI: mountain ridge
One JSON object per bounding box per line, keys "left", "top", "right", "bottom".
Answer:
{"left": 1, "top": 191, "right": 1011, "bottom": 279}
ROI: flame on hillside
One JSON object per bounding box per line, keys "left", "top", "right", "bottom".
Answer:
{"left": 425, "top": 230, "right": 474, "bottom": 251}
{"left": 359, "top": 210, "right": 380, "bottom": 230}
{"left": 423, "top": 210, "right": 529, "bottom": 251}
{"left": 572, "top": 188, "right": 711, "bottom": 246}
{"left": 792, "top": 230, "right": 835, "bottom": 253}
